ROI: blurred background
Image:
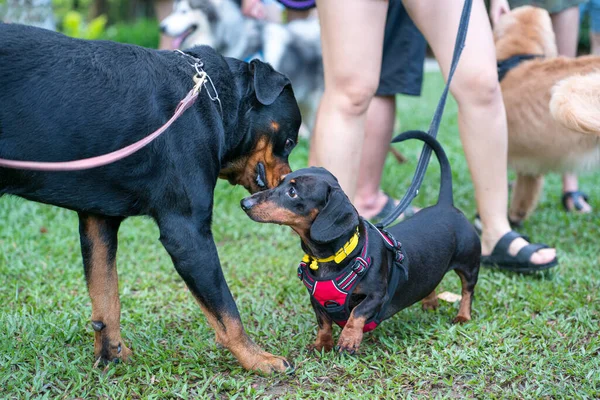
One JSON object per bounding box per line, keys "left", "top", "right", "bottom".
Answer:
{"left": 0, "top": 0, "right": 594, "bottom": 53}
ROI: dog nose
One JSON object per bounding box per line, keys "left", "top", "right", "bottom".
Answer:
{"left": 159, "top": 24, "right": 166, "bottom": 33}
{"left": 240, "top": 197, "right": 255, "bottom": 211}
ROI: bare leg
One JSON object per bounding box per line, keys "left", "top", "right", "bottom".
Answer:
{"left": 309, "top": 0, "right": 389, "bottom": 201}
{"left": 354, "top": 95, "right": 397, "bottom": 218}
{"left": 402, "top": 0, "right": 556, "bottom": 265}
{"left": 552, "top": 7, "right": 592, "bottom": 212}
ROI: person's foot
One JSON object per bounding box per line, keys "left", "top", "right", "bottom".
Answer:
{"left": 481, "top": 228, "right": 557, "bottom": 270}
{"left": 562, "top": 191, "right": 592, "bottom": 213}
{"left": 355, "top": 191, "right": 418, "bottom": 221}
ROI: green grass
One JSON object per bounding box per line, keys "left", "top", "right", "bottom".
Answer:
{"left": 1, "top": 73, "right": 599, "bottom": 399}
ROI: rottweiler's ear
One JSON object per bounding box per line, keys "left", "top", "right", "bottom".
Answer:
{"left": 310, "top": 188, "right": 359, "bottom": 244}
{"left": 249, "top": 59, "right": 291, "bottom": 106}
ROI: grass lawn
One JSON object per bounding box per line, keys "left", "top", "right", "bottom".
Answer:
{"left": 1, "top": 72, "right": 599, "bottom": 399}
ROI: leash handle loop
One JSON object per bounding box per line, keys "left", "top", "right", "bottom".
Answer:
{"left": 377, "top": 0, "right": 473, "bottom": 228}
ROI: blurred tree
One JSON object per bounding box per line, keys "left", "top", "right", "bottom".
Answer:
{"left": 90, "top": 0, "right": 109, "bottom": 18}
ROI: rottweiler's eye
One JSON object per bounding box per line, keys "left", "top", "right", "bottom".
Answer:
{"left": 287, "top": 186, "right": 297, "bottom": 199}
{"left": 285, "top": 139, "right": 295, "bottom": 152}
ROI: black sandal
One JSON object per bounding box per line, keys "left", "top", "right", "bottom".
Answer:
{"left": 480, "top": 231, "right": 558, "bottom": 273}
{"left": 562, "top": 191, "right": 590, "bottom": 212}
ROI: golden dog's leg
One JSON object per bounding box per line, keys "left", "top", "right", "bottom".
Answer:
{"left": 509, "top": 174, "right": 544, "bottom": 225}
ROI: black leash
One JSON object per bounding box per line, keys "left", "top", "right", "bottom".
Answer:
{"left": 377, "top": 0, "right": 473, "bottom": 229}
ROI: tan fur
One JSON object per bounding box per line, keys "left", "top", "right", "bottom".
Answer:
{"left": 82, "top": 216, "right": 131, "bottom": 361}
{"left": 509, "top": 174, "right": 545, "bottom": 222}
{"left": 495, "top": 7, "right": 600, "bottom": 222}
{"left": 453, "top": 271, "right": 472, "bottom": 324}
{"left": 421, "top": 290, "right": 439, "bottom": 311}
{"left": 219, "top": 135, "right": 291, "bottom": 192}
{"left": 550, "top": 73, "right": 600, "bottom": 135}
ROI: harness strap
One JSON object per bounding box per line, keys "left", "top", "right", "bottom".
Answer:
{"left": 377, "top": 0, "right": 473, "bottom": 228}
{"left": 298, "top": 222, "right": 407, "bottom": 333}
{"left": 497, "top": 54, "right": 543, "bottom": 81}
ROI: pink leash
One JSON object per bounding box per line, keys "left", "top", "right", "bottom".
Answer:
{"left": 0, "top": 88, "right": 199, "bottom": 172}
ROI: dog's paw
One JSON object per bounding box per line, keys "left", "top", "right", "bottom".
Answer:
{"left": 452, "top": 315, "right": 470, "bottom": 324}
{"left": 93, "top": 342, "right": 132, "bottom": 367}
{"left": 244, "top": 352, "right": 295, "bottom": 375}
{"left": 336, "top": 331, "right": 363, "bottom": 355}
{"left": 307, "top": 340, "right": 334, "bottom": 353}
{"left": 421, "top": 299, "right": 439, "bottom": 311}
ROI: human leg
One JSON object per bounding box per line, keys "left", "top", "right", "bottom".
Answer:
{"left": 309, "top": 0, "right": 388, "bottom": 200}
{"left": 403, "top": 0, "right": 556, "bottom": 267}
{"left": 354, "top": 0, "right": 426, "bottom": 219}
{"left": 354, "top": 95, "right": 397, "bottom": 219}
{"left": 552, "top": 6, "right": 592, "bottom": 212}
{"left": 154, "top": 0, "right": 174, "bottom": 50}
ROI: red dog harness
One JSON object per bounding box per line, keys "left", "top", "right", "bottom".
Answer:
{"left": 298, "top": 221, "right": 407, "bottom": 332}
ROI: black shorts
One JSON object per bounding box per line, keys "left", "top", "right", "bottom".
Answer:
{"left": 376, "top": 1, "right": 427, "bottom": 97}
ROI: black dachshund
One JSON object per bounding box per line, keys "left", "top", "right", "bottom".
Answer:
{"left": 242, "top": 131, "right": 480, "bottom": 354}
{"left": 0, "top": 23, "right": 301, "bottom": 373}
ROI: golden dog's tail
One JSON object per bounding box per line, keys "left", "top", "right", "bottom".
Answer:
{"left": 550, "top": 72, "right": 600, "bottom": 135}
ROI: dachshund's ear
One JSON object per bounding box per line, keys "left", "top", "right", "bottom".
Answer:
{"left": 249, "top": 59, "right": 291, "bottom": 106}
{"left": 310, "top": 188, "right": 359, "bottom": 244}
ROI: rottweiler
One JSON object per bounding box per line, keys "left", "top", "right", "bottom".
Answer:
{"left": 0, "top": 23, "right": 300, "bottom": 373}
{"left": 242, "top": 131, "right": 480, "bottom": 354}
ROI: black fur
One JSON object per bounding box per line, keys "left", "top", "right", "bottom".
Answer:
{"left": 0, "top": 23, "right": 301, "bottom": 371}
{"left": 242, "top": 131, "right": 481, "bottom": 353}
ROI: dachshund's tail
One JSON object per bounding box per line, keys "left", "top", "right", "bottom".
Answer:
{"left": 391, "top": 130, "right": 453, "bottom": 206}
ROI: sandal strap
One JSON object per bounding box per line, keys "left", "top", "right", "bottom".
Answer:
{"left": 516, "top": 242, "right": 549, "bottom": 263}
{"left": 562, "top": 191, "right": 590, "bottom": 211}
{"left": 490, "top": 230, "right": 525, "bottom": 258}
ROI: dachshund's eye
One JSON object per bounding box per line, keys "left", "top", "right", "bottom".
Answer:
{"left": 287, "top": 186, "right": 297, "bottom": 199}
{"left": 285, "top": 138, "right": 295, "bottom": 152}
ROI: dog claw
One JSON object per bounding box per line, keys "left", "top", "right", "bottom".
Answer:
{"left": 91, "top": 321, "right": 106, "bottom": 332}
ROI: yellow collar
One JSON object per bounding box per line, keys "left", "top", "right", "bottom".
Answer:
{"left": 302, "top": 227, "right": 360, "bottom": 270}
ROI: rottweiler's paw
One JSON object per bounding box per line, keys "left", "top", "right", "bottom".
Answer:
{"left": 452, "top": 315, "right": 470, "bottom": 324}
{"left": 94, "top": 341, "right": 132, "bottom": 367}
{"left": 249, "top": 352, "right": 295, "bottom": 375}
{"left": 336, "top": 332, "right": 363, "bottom": 355}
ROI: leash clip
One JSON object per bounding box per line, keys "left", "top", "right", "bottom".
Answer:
{"left": 176, "top": 49, "right": 223, "bottom": 116}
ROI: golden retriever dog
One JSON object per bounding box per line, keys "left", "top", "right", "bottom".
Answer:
{"left": 494, "top": 6, "right": 600, "bottom": 224}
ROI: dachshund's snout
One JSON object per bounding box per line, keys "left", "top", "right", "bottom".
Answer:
{"left": 240, "top": 197, "right": 256, "bottom": 211}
